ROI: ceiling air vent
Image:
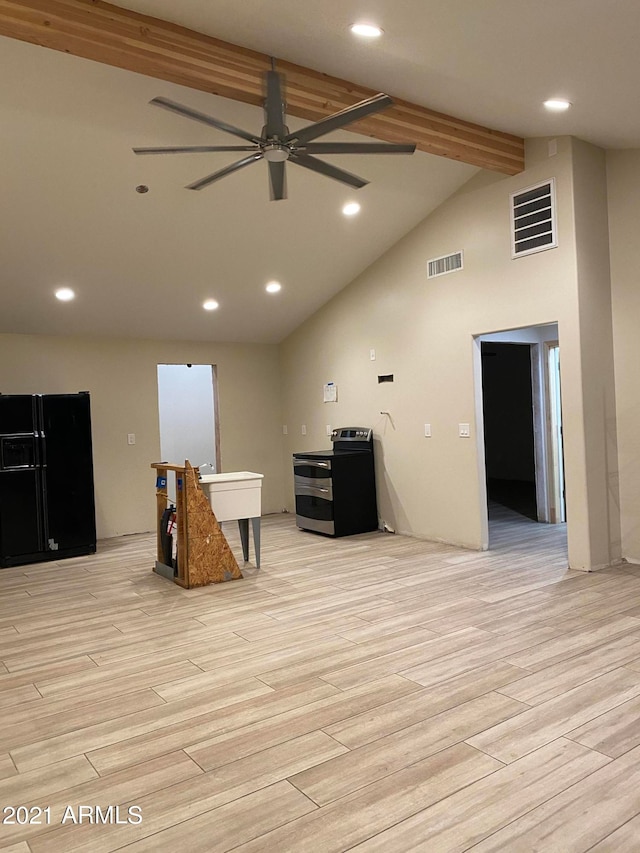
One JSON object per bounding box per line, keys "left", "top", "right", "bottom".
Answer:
{"left": 511, "top": 178, "right": 557, "bottom": 258}
{"left": 427, "top": 250, "right": 464, "bottom": 279}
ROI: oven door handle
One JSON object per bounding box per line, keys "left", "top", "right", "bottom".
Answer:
{"left": 294, "top": 480, "right": 334, "bottom": 500}
{"left": 293, "top": 459, "right": 331, "bottom": 470}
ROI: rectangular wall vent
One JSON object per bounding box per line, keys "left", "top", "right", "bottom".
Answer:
{"left": 511, "top": 178, "right": 557, "bottom": 258}
{"left": 427, "top": 250, "right": 464, "bottom": 279}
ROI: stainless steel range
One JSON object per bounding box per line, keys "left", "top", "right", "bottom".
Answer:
{"left": 293, "top": 427, "right": 378, "bottom": 537}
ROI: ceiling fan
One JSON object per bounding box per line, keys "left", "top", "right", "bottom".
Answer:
{"left": 133, "top": 67, "right": 416, "bottom": 200}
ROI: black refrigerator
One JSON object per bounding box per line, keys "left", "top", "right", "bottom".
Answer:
{"left": 0, "top": 393, "right": 97, "bottom": 568}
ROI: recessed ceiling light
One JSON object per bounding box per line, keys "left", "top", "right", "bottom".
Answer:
{"left": 342, "top": 202, "right": 361, "bottom": 217}
{"left": 203, "top": 299, "right": 219, "bottom": 311}
{"left": 543, "top": 99, "right": 571, "bottom": 112}
{"left": 55, "top": 287, "right": 75, "bottom": 302}
{"left": 265, "top": 281, "right": 282, "bottom": 293}
{"left": 350, "top": 23, "right": 383, "bottom": 38}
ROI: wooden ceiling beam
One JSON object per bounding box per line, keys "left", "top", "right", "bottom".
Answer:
{"left": 0, "top": 0, "right": 525, "bottom": 175}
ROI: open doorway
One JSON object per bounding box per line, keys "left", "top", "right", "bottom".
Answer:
{"left": 481, "top": 341, "right": 537, "bottom": 521}
{"left": 157, "top": 364, "right": 220, "bottom": 501}
{"left": 474, "top": 324, "right": 566, "bottom": 553}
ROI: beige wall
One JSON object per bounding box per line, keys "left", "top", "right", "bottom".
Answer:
{"left": 0, "top": 334, "right": 283, "bottom": 539}
{"left": 571, "top": 139, "right": 621, "bottom": 568}
{"left": 607, "top": 150, "right": 640, "bottom": 562}
{"left": 280, "top": 137, "right": 620, "bottom": 570}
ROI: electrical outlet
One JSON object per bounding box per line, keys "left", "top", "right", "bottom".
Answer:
{"left": 424, "top": 423, "right": 431, "bottom": 437}
{"left": 127, "top": 433, "right": 136, "bottom": 445}
{"left": 459, "top": 423, "right": 470, "bottom": 438}
{"left": 301, "top": 424, "right": 307, "bottom": 435}
{"left": 326, "top": 425, "right": 332, "bottom": 436}
{"left": 282, "top": 425, "right": 288, "bottom": 435}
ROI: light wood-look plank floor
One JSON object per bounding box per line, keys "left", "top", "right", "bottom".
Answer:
{"left": 2, "top": 508, "right": 640, "bottom": 851}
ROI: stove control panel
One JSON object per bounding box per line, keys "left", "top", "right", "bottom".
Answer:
{"left": 331, "top": 427, "right": 373, "bottom": 442}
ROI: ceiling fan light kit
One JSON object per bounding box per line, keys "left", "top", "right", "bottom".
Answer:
{"left": 133, "top": 66, "right": 416, "bottom": 201}
{"left": 263, "top": 144, "right": 289, "bottom": 163}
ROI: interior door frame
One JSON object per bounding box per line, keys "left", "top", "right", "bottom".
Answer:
{"left": 529, "top": 342, "right": 549, "bottom": 523}
{"left": 473, "top": 325, "right": 561, "bottom": 549}
{"left": 543, "top": 340, "right": 565, "bottom": 523}
{"left": 472, "top": 335, "right": 490, "bottom": 550}
{"left": 211, "top": 364, "right": 222, "bottom": 473}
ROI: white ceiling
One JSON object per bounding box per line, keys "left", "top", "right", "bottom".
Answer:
{"left": 2, "top": 1, "right": 639, "bottom": 344}
{"left": 124, "top": 0, "right": 640, "bottom": 149}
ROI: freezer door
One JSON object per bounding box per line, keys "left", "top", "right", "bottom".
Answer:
{"left": 39, "top": 394, "right": 96, "bottom": 552}
{"left": 0, "top": 395, "right": 37, "bottom": 434}
{"left": 0, "top": 469, "right": 45, "bottom": 561}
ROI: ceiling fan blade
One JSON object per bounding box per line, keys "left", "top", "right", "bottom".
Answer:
{"left": 186, "top": 153, "right": 263, "bottom": 191}
{"left": 268, "top": 161, "right": 287, "bottom": 201}
{"left": 264, "top": 70, "right": 287, "bottom": 139}
{"left": 133, "top": 145, "right": 258, "bottom": 155}
{"left": 303, "top": 142, "right": 416, "bottom": 155}
{"left": 289, "top": 152, "right": 368, "bottom": 189}
{"left": 286, "top": 93, "right": 393, "bottom": 145}
{"left": 150, "top": 97, "right": 261, "bottom": 144}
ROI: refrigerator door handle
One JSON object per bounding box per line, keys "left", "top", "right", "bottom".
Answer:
{"left": 34, "top": 430, "right": 50, "bottom": 547}
{"left": 40, "top": 468, "right": 50, "bottom": 548}
{"left": 38, "top": 431, "right": 47, "bottom": 468}
{"left": 35, "top": 396, "right": 51, "bottom": 551}
{"left": 36, "top": 396, "right": 47, "bottom": 469}
{"left": 34, "top": 468, "right": 48, "bottom": 552}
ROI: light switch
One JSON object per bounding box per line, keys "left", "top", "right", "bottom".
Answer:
{"left": 127, "top": 433, "right": 136, "bottom": 445}
{"left": 459, "top": 423, "right": 470, "bottom": 438}
{"left": 370, "top": 348, "right": 376, "bottom": 361}
{"left": 301, "top": 424, "right": 307, "bottom": 435}
{"left": 282, "top": 425, "right": 288, "bottom": 435}
{"left": 424, "top": 423, "right": 431, "bottom": 437}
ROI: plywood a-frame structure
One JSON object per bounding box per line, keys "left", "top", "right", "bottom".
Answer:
{"left": 151, "top": 461, "right": 242, "bottom": 588}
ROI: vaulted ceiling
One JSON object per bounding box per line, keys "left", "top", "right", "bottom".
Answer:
{"left": 1, "top": 1, "right": 639, "bottom": 344}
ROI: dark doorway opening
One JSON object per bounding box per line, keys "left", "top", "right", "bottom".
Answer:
{"left": 481, "top": 342, "right": 537, "bottom": 521}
